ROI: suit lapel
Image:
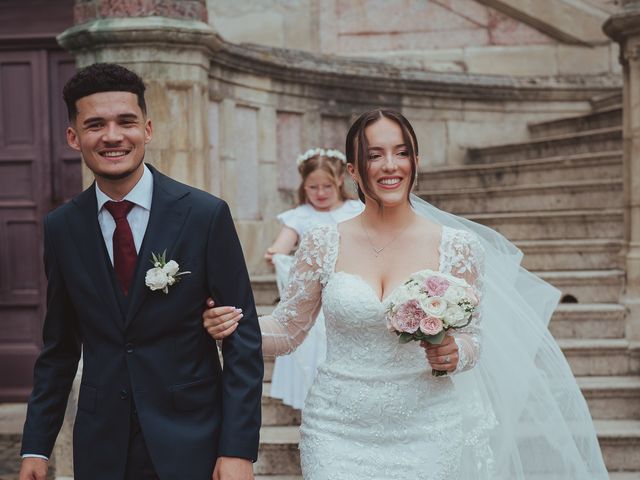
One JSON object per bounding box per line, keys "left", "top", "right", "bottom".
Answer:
{"left": 124, "top": 166, "right": 191, "bottom": 328}
{"left": 69, "top": 184, "right": 125, "bottom": 331}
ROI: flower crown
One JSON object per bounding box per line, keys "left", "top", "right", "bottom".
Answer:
{"left": 296, "top": 147, "right": 346, "bottom": 166}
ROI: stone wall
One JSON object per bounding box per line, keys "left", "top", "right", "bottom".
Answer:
{"left": 207, "top": 38, "right": 619, "bottom": 274}
{"left": 207, "top": 0, "right": 620, "bottom": 77}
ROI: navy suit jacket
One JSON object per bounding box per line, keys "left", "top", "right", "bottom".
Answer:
{"left": 21, "top": 165, "right": 263, "bottom": 479}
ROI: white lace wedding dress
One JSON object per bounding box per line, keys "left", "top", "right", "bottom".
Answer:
{"left": 260, "top": 224, "right": 494, "bottom": 479}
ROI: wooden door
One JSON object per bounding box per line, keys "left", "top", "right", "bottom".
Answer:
{"left": 0, "top": 50, "right": 78, "bottom": 401}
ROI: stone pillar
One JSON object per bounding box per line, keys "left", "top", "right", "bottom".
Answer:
{"left": 604, "top": 2, "right": 640, "bottom": 347}
{"left": 52, "top": 2, "right": 217, "bottom": 477}
{"left": 58, "top": 0, "right": 218, "bottom": 191}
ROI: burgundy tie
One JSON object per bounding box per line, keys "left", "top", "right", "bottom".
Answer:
{"left": 104, "top": 200, "right": 137, "bottom": 295}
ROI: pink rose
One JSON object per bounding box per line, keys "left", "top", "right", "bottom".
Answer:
{"left": 424, "top": 276, "right": 450, "bottom": 297}
{"left": 420, "top": 315, "right": 444, "bottom": 336}
{"left": 393, "top": 299, "right": 425, "bottom": 334}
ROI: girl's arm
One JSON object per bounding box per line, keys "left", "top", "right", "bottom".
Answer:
{"left": 265, "top": 226, "right": 299, "bottom": 263}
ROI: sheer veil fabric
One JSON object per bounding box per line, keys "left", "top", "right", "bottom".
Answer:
{"left": 410, "top": 194, "right": 608, "bottom": 479}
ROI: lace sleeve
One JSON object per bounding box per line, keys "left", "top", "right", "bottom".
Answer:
{"left": 260, "top": 225, "right": 338, "bottom": 357}
{"left": 440, "top": 227, "right": 485, "bottom": 373}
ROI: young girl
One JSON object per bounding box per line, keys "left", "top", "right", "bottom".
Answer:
{"left": 267, "top": 148, "right": 363, "bottom": 409}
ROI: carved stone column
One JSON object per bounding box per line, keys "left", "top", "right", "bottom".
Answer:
{"left": 604, "top": 2, "right": 640, "bottom": 350}
{"left": 52, "top": 2, "right": 216, "bottom": 477}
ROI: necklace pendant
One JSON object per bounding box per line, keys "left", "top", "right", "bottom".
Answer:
{"left": 373, "top": 247, "right": 383, "bottom": 256}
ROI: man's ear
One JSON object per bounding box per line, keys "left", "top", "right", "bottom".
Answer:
{"left": 66, "top": 126, "right": 81, "bottom": 152}
{"left": 144, "top": 118, "right": 153, "bottom": 144}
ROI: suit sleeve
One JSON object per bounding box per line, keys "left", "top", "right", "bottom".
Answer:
{"left": 20, "top": 214, "right": 82, "bottom": 457}
{"left": 206, "top": 201, "right": 263, "bottom": 461}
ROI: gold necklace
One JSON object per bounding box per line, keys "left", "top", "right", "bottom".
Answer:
{"left": 360, "top": 216, "right": 412, "bottom": 257}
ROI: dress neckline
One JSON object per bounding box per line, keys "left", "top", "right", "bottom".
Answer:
{"left": 329, "top": 224, "right": 449, "bottom": 303}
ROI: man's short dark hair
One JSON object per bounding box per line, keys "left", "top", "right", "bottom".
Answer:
{"left": 63, "top": 63, "right": 147, "bottom": 121}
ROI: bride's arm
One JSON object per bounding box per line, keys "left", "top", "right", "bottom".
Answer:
{"left": 203, "top": 226, "right": 333, "bottom": 357}
{"left": 447, "top": 230, "right": 485, "bottom": 374}
{"left": 259, "top": 227, "right": 327, "bottom": 356}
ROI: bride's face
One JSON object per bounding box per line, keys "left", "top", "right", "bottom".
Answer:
{"left": 353, "top": 116, "right": 416, "bottom": 209}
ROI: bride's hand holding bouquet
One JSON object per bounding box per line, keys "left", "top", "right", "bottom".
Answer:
{"left": 385, "top": 270, "right": 478, "bottom": 376}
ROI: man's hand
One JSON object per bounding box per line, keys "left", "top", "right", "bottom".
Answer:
{"left": 19, "top": 457, "right": 48, "bottom": 480}
{"left": 212, "top": 456, "right": 254, "bottom": 480}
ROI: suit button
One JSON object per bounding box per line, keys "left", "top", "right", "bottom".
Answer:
{"left": 125, "top": 343, "right": 134, "bottom": 354}
{"left": 120, "top": 389, "right": 129, "bottom": 400}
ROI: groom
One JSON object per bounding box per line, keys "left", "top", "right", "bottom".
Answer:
{"left": 18, "top": 63, "right": 263, "bottom": 480}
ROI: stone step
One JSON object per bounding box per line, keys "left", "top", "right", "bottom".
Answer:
{"left": 590, "top": 92, "right": 622, "bottom": 111}
{"left": 468, "top": 127, "right": 622, "bottom": 164}
{"left": 537, "top": 270, "right": 624, "bottom": 304}
{"left": 419, "top": 151, "right": 622, "bottom": 190}
{"left": 256, "top": 422, "right": 640, "bottom": 476}
{"left": 418, "top": 178, "right": 623, "bottom": 215}
{"left": 578, "top": 376, "right": 640, "bottom": 420}
{"left": 596, "top": 419, "right": 640, "bottom": 472}
{"left": 557, "top": 339, "right": 635, "bottom": 376}
{"left": 465, "top": 209, "right": 624, "bottom": 241}
{"left": 253, "top": 275, "right": 280, "bottom": 306}
{"left": 528, "top": 106, "right": 621, "bottom": 139}
{"left": 256, "top": 426, "right": 301, "bottom": 476}
{"left": 609, "top": 473, "right": 640, "bottom": 480}
{"left": 516, "top": 238, "right": 623, "bottom": 271}
{"left": 264, "top": 358, "right": 274, "bottom": 382}
{"left": 262, "top": 382, "right": 301, "bottom": 426}
{"left": 549, "top": 303, "right": 626, "bottom": 340}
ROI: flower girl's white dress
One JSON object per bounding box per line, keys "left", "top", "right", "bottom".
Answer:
{"left": 269, "top": 200, "right": 363, "bottom": 409}
{"left": 261, "top": 224, "right": 492, "bottom": 479}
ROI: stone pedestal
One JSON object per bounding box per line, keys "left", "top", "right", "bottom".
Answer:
{"left": 53, "top": 2, "right": 216, "bottom": 477}
{"left": 604, "top": 2, "right": 640, "bottom": 343}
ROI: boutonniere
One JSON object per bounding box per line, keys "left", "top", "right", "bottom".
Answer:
{"left": 145, "top": 250, "right": 191, "bottom": 294}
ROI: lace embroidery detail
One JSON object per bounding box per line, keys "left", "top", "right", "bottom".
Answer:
{"left": 259, "top": 225, "right": 338, "bottom": 356}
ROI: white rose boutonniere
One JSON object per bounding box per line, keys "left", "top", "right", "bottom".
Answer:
{"left": 145, "top": 250, "right": 190, "bottom": 294}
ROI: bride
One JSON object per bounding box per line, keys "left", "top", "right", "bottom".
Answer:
{"left": 204, "top": 109, "right": 608, "bottom": 479}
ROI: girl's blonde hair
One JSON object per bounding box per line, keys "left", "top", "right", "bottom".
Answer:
{"left": 297, "top": 154, "right": 351, "bottom": 205}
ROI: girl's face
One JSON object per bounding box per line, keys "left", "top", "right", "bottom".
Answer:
{"left": 304, "top": 169, "right": 342, "bottom": 211}
{"left": 351, "top": 116, "right": 415, "bottom": 209}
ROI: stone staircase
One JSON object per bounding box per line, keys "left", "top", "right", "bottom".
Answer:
{"left": 253, "top": 94, "right": 640, "bottom": 478}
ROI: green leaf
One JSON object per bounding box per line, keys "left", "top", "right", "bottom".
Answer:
{"left": 398, "top": 332, "right": 414, "bottom": 344}
{"left": 423, "top": 330, "right": 446, "bottom": 345}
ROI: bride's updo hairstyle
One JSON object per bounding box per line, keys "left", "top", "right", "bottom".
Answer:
{"left": 345, "top": 109, "right": 418, "bottom": 209}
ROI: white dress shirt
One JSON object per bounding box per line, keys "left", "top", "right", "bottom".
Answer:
{"left": 96, "top": 164, "right": 153, "bottom": 263}
{"left": 22, "top": 165, "right": 154, "bottom": 461}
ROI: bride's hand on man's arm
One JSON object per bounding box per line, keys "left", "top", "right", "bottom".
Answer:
{"left": 203, "top": 298, "right": 243, "bottom": 340}
{"left": 421, "top": 335, "right": 459, "bottom": 373}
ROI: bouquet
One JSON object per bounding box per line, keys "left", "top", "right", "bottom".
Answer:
{"left": 385, "top": 270, "right": 478, "bottom": 376}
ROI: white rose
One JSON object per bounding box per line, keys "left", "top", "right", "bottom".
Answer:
{"left": 422, "top": 296, "right": 448, "bottom": 317}
{"left": 162, "top": 260, "right": 180, "bottom": 277}
{"left": 443, "top": 304, "right": 468, "bottom": 327}
{"left": 410, "top": 269, "right": 438, "bottom": 283}
{"left": 388, "top": 286, "right": 414, "bottom": 310}
{"left": 443, "top": 285, "right": 466, "bottom": 304}
{"left": 145, "top": 267, "right": 169, "bottom": 291}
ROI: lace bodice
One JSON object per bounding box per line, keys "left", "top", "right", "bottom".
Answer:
{"left": 260, "top": 223, "right": 485, "bottom": 374}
